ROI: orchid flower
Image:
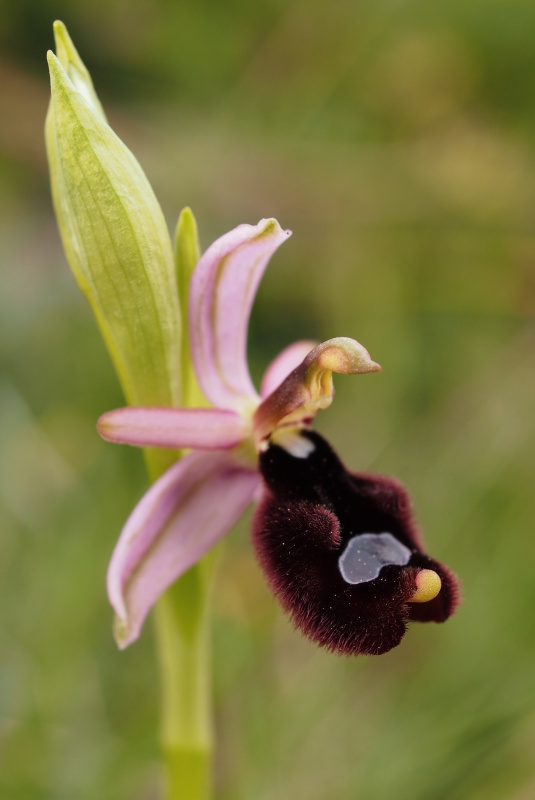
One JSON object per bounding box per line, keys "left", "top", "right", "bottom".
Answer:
{"left": 98, "top": 218, "right": 459, "bottom": 653}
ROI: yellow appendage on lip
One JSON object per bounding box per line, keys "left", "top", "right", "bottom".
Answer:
{"left": 409, "top": 569, "right": 442, "bottom": 603}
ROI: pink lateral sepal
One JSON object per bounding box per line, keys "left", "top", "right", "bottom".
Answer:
{"left": 97, "top": 406, "right": 248, "bottom": 450}
{"left": 107, "top": 450, "right": 260, "bottom": 648}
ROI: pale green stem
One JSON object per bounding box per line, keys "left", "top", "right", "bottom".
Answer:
{"left": 154, "top": 556, "right": 215, "bottom": 800}
{"left": 145, "top": 448, "right": 215, "bottom": 800}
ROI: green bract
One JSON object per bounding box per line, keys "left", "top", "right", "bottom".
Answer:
{"left": 45, "top": 23, "right": 182, "bottom": 431}
{"left": 174, "top": 207, "right": 205, "bottom": 407}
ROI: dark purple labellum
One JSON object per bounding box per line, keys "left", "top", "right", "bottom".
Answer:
{"left": 253, "top": 431, "right": 460, "bottom": 656}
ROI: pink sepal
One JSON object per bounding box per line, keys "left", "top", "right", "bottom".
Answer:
{"left": 97, "top": 406, "right": 248, "bottom": 450}
{"left": 107, "top": 450, "right": 260, "bottom": 647}
{"left": 188, "top": 219, "right": 291, "bottom": 410}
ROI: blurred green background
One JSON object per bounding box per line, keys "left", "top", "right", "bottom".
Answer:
{"left": 1, "top": 1, "right": 535, "bottom": 798}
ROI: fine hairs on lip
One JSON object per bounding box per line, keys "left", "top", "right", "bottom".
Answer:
{"left": 253, "top": 430, "right": 460, "bottom": 656}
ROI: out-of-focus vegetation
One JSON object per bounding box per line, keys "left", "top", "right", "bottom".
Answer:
{"left": 1, "top": 1, "right": 534, "bottom": 798}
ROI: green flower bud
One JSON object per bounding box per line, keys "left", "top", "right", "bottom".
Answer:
{"left": 50, "top": 21, "right": 106, "bottom": 120}
{"left": 45, "top": 23, "right": 182, "bottom": 435}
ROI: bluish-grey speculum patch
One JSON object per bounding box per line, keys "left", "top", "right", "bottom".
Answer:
{"left": 338, "top": 532, "right": 412, "bottom": 585}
